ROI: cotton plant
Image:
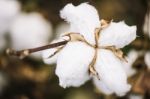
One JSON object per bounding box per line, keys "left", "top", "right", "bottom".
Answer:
{"left": 0, "top": 0, "right": 20, "bottom": 50}
{"left": 42, "top": 3, "right": 137, "bottom": 96}
{"left": 9, "top": 12, "right": 53, "bottom": 59}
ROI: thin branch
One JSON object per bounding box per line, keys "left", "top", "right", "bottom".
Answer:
{"left": 6, "top": 40, "right": 68, "bottom": 59}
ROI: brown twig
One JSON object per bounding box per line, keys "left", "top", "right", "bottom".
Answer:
{"left": 6, "top": 40, "right": 68, "bottom": 59}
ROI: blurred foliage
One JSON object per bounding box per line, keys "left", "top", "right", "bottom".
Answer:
{"left": 0, "top": 0, "right": 149, "bottom": 99}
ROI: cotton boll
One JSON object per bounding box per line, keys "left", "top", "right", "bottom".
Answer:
{"left": 55, "top": 22, "right": 70, "bottom": 38}
{"left": 56, "top": 41, "right": 95, "bottom": 88}
{"left": 144, "top": 52, "right": 150, "bottom": 69}
{"left": 0, "top": 0, "right": 20, "bottom": 50}
{"left": 95, "top": 49, "right": 131, "bottom": 96}
{"left": 0, "top": 0, "right": 20, "bottom": 19}
{"left": 93, "top": 78, "right": 113, "bottom": 95}
{"left": 60, "top": 3, "right": 100, "bottom": 45}
{"left": 0, "top": 0, "right": 20, "bottom": 34}
{"left": 99, "top": 21, "right": 136, "bottom": 48}
{"left": 122, "top": 50, "right": 139, "bottom": 77}
{"left": 9, "top": 12, "right": 52, "bottom": 59}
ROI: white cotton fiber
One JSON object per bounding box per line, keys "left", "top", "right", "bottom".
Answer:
{"left": 56, "top": 41, "right": 94, "bottom": 88}
{"left": 95, "top": 49, "right": 131, "bottom": 96}
{"left": 99, "top": 21, "right": 136, "bottom": 48}
{"left": 93, "top": 77, "right": 113, "bottom": 95}
{"left": 60, "top": 3, "right": 100, "bottom": 45}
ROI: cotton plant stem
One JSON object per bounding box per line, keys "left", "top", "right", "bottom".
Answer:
{"left": 6, "top": 40, "right": 68, "bottom": 59}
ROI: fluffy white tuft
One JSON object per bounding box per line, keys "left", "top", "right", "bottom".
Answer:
{"left": 56, "top": 41, "right": 95, "bottom": 88}
{"left": 99, "top": 21, "right": 137, "bottom": 48}
{"left": 144, "top": 52, "right": 150, "bottom": 69}
{"left": 60, "top": 3, "right": 100, "bottom": 45}
{"left": 95, "top": 49, "right": 131, "bottom": 96}
{"left": 9, "top": 12, "right": 52, "bottom": 58}
{"left": 122, "top": 50, "right": 138, "bottom": 77}
{"left": 0, "top": 0, "right": 20, "bottom": 34}
{"left": 93, "top": 77, "right": 113, "bottom": 95}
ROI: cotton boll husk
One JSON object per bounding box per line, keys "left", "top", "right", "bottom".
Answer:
{"left": 9, "top": 12, "right": 52, "bottom": 59}
{"left": 122, "top": 50, "right": 139, "bottom": 77}
{"left": 42, "top": 37, "right": 69, "bottom": 64}
{"left": 99, "top": 21, "right": 136, "bottom": 48}
{"left": 60, "top": 3, "right": 100, "bottom": 45}
{"left": 95, "top": 49, "right": 131, "bottom": 96}
{"left": 93, "top": 78, "right": 113, "bottom": 95}
{"left": 0, "top": 0, "right": 20, "bottom": 34}
{"left": 56, "top": 41, "right": 95, "bottom": 88}
{"left": 144, "top": 52, "right": 150, "bottom": 69}
{"left": 55, "top": 22, "right": 70, "bottom": 38}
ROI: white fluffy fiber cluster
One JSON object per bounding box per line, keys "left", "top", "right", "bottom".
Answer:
{"left": 0, "top": 0, "right": 52, "bottom": 58}
{"left": 0, "top": 0, "right": 20, "bottom": 50}
{"left": 93, "top": 49, "right": 131, "bottom": 96}
{"left": 42, "top": 3, "right": 137, "bottom": 96}
{"left": 60, "top": 3, "right": 100, "bottom": 45}
{"left": 9, "top": 12, "right": 52, "bottom": 58}
{"left": 99, "top": 21, "right": 136, "bottom": 48}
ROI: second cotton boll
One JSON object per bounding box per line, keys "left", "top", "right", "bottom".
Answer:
{"left": 9, "top": 12, "right": 53, "bottom": 59}
{"left": 0, "top": 0, "right": 20, "bottom": 51}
